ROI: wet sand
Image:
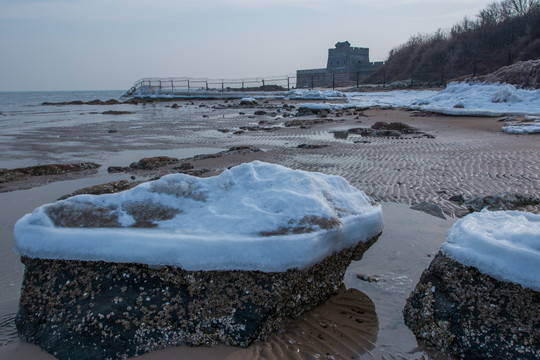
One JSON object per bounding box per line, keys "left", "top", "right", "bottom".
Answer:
{"left": 0, "top": 100, "right": 538, "bottom": 359}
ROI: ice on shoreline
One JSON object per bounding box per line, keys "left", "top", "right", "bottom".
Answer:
{"left": 502, "top": 117, "right": 540, "bottom": 134}
{"left": 441, "top": 210, "right": 540, "bottom": 291}
{"left": 290, "top": 82, "right": 540, "bottom": 117}
{"left": 14, "top": 161, "right": 383, "bottom": 272}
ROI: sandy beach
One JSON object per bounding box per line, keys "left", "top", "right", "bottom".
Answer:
{"left": 1, "top": 97, "right": 539, "bottom": 359}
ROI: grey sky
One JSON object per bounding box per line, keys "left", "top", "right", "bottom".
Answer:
{"left": 0, "top": 0, "right": 492, "bottom": 91}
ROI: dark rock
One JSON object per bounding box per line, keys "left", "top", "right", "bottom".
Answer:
{"left": 284, "top": 118, "right": 334, "bottom": 128}
{"left": 297, "top": 144, "right": 329, "bottom": 149}
{"left": 348, "top": 122, "right": 434, "bottom": 138}
{"left": 239, "top": 98, "right": 258, "bottom": 106}
{"left": 254, "top": 110, "right": 267, "bottom": 116}
{"left": 171, "top": 103, "right": 180, "bottom": 109}
{"left": 107, "top": 166, "right": 131, "bottom": 173}
{"left": 0, "top": 163, "right": 101, "bottom": 183}
{"left": 58, "top": 180, "right": 133, "bottom": 200}
{"left": 449, "top": 194, "right": 465, "bottom": 204}
{"left": 348, "top": 127, "right": 402, "bottom": 138}
{"left": 466, "top": 194, "right": 540, "bottom": 213}
{"left": 172, "top": 162, "right": 194, "bottom": 171}
{"left": 295, "top": 107, "right": 322, "bottom": 117}
{"left": 192, "top": 146, "right": 262, "bottom": 160}
{"left": 42, "top": 99, "right": 121, "bottom": 106}
{"left": 356, "top": 273, "right": 381, "bottom": 283}
{"left": 410, "top": 202, "right": 446, "bottom": 219}
{"left": 404, "top": 252, "right": 539, "bottom": 359}
{"left": 16, "top": 232, "right": 381, "bottom": 359}
{"left": 239, "top": 125, "right": 280, "bottom": 132}
{"left": 371, "top": 121, "right": 388, "bottom": 130}
{"left": 129, "top": 156, "right": 180, "bottom": 170}
{"left": 102, "top": 110, "right": 133, "bottom": 115}
{"left": 332, "top": 131, "right": 349, "bottom": 139}
{"left": 87, "top": 99, "right": 106, "bottom": 105}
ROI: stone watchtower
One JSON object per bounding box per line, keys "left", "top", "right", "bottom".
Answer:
{"left": 327, "top": 41, "right": 370, "bottom": 72}
{"left": 296, "top": 41, "right": 382, "bottom": 88}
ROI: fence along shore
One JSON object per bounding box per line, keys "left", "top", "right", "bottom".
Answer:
{"left": 123, "top": 75, "right": 299, "bottom": 98}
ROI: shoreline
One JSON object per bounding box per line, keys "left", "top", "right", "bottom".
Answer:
{"left": 1, "top": 99, "right": 539, "bottom": 358}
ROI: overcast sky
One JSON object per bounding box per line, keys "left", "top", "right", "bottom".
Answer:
{"left": 0, "top": 0, "right": 493, "bottom": 91}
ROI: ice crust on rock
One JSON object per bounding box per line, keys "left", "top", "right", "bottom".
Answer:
{"left": 442, "top": 210, "right": 540, "bottom": 291}
{"left": 14, "top": 161, "right": 383, "bottom": 272}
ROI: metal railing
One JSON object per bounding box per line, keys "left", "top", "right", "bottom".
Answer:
{"left": 123, "top": 75, "right": 297, "bottom": 98}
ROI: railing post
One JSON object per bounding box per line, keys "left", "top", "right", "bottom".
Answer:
{"left": 222, "top": 82, "right": 224, "bottom": 91}
{"left": 262, "top": 80, "right": 265, "bottom": 92}
{"left": 242, "top": 81, "right": 244, "bottom": 91}
{"left": 206, "top": 81, "right": 208, "bottom": 91}
{"left": 332, "top": 74, "right": 335, "bottom": 90}
{"left": 187, "top": 80, "right": 190, "bottom": 92}
{"left": 311, "top": 76, "right": 314, "bottom": 89}
{"left": 287, "top": 77, "right": 290, "bottom": 90}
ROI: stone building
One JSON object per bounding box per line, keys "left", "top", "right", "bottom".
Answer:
{"left": 297, "top": 41, "right": 383, "bottom": 88}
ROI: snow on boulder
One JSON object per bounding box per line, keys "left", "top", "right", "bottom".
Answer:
{"left": 14, "top": 161, "right": 383, "bottom": 359}
{"left": 239, "top": 97, "right": 258, "bottom": 105}
{"left": 404, "top": 210, "right": 540, "bottom": 359}
{"left": 14, "top": 161, "right": 383, "bottom": 271}
{"left": 442, "top": 210, "right": 540, "bottom": 291}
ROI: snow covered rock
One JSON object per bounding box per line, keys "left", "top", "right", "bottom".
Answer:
{"left": 404, "top": 210, "right": 540, "bottom": 359}
{"left": 239, "top": 97, "right": 257, "bottom": 105}
{"left": 14, "top": 161, "right": 383, "bottom": 359}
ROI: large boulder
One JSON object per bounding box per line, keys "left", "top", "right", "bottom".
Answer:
{"left": 14, "top": 161, "right": 383, "bottom": 359}
{"left": 404, "top": 210, "right": 540, "bottom": 359}
{"left": 465, "top": 59, "right": 540, "bottom": 89}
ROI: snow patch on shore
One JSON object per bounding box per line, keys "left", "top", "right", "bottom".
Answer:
{"left": 502, "top": 117, "right": 540, "bottom": 134}
{"left": 442, "top": 210, "right": 540, "bottom": 291}
{"left": 344, "top": 82, "right": 540, "bottom": 116}
{"left": 14, "top": 161, "right": 384, "bottom": 272}
{"left": 286, "top": 89, "right": 346, "bottom": 100}
{"left": 285, "top": 83, "right": 540, "bottom": 116}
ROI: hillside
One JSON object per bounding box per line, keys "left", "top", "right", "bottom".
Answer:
{"left": 365, "top": 0, "right": 540, "bottom": 87}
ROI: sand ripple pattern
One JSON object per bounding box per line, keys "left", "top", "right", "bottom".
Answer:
{"left": 270, "top": 134, "right": 540, "bottom": 216}
{"left": 0, "top": 311, "right": 17, "bottom": 347}
{"left": 5, "top": 105, "right": 540, "bottom": 217}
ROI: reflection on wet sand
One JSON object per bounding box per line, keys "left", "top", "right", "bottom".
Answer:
{"left": 251, "top": 287, "right": 378, "bottom": 359}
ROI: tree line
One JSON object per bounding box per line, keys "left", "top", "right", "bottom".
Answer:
{"left": 365, "top": 0, "right": 540, "bottom": 86}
